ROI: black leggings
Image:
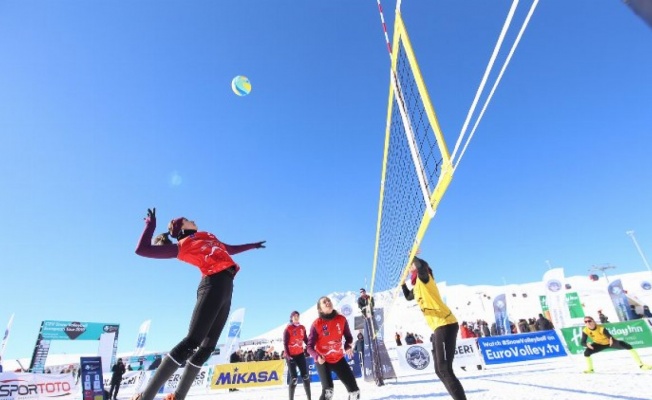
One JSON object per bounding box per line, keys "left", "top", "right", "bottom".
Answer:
{"left": 432, "top": 323, "right": 466, "bottom": 400}
{"left": 288, "top": 353, "right": 309, "bottom": 382}
{"left": 315, "top": 357, "right": 358, "bottom": 398}
{"left": 169, "top": 269, "right": 234, "bottom": 366}
{"left": 584, "top": 340, "right": 632, "bottom": 357}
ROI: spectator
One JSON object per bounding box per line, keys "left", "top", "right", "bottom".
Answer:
{"left": 517, "top": 319, "right": 529, "bottom": 333}
{"left": 535, "top": 314, "right": 554, "bottom": 331}
{"left": 481, "top": 321, "right": 491, "bottom": 338}
{"left": 108, "top": 358, "right": 126, "bottom": 400}
{"left": 355, "top": 332, "right": 365, "bottom": 355}
{"left": 598, "top": 310, "right": 609, "bottom": 324}
{"left": 460, "top": 322, "right": 475, "bottom": 339}
{"left": 357, "top": 289, "right": 374, "bottom": 319}
{"left": 395, "top": 332, "right": 402, "bottom": 346}
{"left": 404, "top": 332, "right": 416, "bottom": 345}
{"left": 643, "top": 305, "right": 652, "bottom": 318}
{"left": 630, "top": 305, "right": 643, "bottom": 320}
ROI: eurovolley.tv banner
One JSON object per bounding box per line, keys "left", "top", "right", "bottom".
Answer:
{"left": 477, "top": 330, "right": 567, "bottom": 365}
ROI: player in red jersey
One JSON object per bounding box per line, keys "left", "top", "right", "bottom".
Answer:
{"left": 132, "top": 208, "right": 265, "bottom": 400}
{"left": 283, "top": 311, "right": 312, "bottom": 400}
{"left": 307, "top": 296, "right": 360, "bottom": 400}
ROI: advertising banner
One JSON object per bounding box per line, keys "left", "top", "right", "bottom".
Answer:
{"left": 607, "top": 279, "right": 634, "bottom": 322}
{"left": 543, "top": 268, "right": 570, "bottom": 328}
{"left": 492, "top": 294, "right": 510, "bottom": 335}
{"left": 102, "top": 371, "right": 146, "bottom": 398}
{"left": 210, "top": 360, "right": 284, "bottom": 390}
{"left": 560, "top": 319, "right": 652, "bottom": 355}
{"left": 477, "top": 331, "right": 567, "bottom": 365}
{"left": 566, "top": 292, "right": 585, "bottom": 319}
{"left": 160, "top": 366, "right": 210, "bottom": 394}
{"left": 132, "top": 320, "right": 151, "bottom": 357}
{"left": 304, "top": 353, "right": 362, "bottom": 383}
{"left": 80, "top": 357, "right": 105, "bottom": 400}
{"left": 29, "top": 321, "right": 119, "bottom": 373}
{"left": 394, "top": 339, "right": 483, "bottom": 376}
{"left": 0, "top": 372, "right": 75, "bottom": 400}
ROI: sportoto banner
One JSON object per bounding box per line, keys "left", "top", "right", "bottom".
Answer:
{"left": 477, "top": 331, "right": 567, "bottom": 365}
{"left": 0, "top": 372, "right": 75, "bottom": 400}
{"left": 560, "top": 319, "right": 652, "bottom": 355}
{"left": 210, "top": 360, "right": 284, "bottom": 390}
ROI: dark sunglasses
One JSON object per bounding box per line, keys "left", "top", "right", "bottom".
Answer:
{"left": 584, "top": 319, "right": 594, "bottom": 323}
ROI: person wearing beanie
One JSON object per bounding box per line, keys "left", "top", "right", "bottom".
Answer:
{"left": 283, "top": 311, "right": 311, "bottom": 400}
{"left": 307, "top": 297, "right": 360, "bottom": 400}
{"left": 401, "top": 256, "right": 466, "bottom": 400}
{"left": 133, "top": 208, "right": 265, "bottom": 400}
{"left": 581, "top": 315, "right": 652, "bottom": 373}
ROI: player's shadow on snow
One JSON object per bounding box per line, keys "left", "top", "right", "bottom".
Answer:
{"left": 371, "top": 388, "right": 488, "bottom": 400}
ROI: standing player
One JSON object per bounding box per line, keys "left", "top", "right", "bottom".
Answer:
{"left": 581, "top": 315, "right": 652, "bottom": 373}
{"left": 132, "top": 208, "right": 265, "bottom": 400}
{"left": 307, "top": 296, "right": 360, "bottom": 400}
{"left": 283, "top": 311, "right": 312, "bottom": 400}
{"left": 401, "top": 256, "right": 467, "bottom": 400}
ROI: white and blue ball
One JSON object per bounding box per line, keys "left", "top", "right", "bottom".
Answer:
{"left": 231, "top": 75, "right": 251, "bottom": 96}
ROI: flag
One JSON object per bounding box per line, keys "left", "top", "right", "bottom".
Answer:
{"left": 217, "top": 308, "right": 245, "bottom": 364}
{"left": 493, "top": 294, "right": 510, "bottom": 335}
{"left": 0, "top": 314, "right": 14, "bottom": 359}
{"left": 607, "top": 279, "right": 633, "bottom": 321}
{"left": 133, "top": 320, "right": 151, "bottom": 357}
{"left": 543, "top": 268, "right": 571, "bottom": 328}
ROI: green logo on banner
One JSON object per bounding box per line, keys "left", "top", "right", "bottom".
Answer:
{"left": 561, "top": 319, "right": 652, "bottom": 355}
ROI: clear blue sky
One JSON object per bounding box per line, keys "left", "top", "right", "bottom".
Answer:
{"left": 1, "top": 1, "right": 651, "bottom": 361}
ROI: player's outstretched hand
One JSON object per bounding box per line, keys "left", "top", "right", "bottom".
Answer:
{"left": 255, "top": 241, "right": 266, "bottom": 249}
{"left": 146, "top": 207, "right": 156, "bottom": 221}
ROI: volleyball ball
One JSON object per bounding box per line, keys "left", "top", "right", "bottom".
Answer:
{"left": 231, "top": 75, "right": 251, "bottom": 96}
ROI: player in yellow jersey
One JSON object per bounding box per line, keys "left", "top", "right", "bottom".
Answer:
{"left": 401, "top": 256, "right": 466, "bottom": 400}
{"left": 581, "top": 315, "right": 652, "bottom": 373}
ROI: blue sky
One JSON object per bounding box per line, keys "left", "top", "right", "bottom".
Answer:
{"left": 1, "top": 1, "right": 651, "bottom": 361}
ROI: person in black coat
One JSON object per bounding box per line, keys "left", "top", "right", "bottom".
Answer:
{"left": 109, "top": 358, "right": 126, "bottom": 400}
{"left": 535, "top": 314, "right": 553, "bottom": 331}
{"left": 357, "top": 289, "right": 375, "bottom": 319}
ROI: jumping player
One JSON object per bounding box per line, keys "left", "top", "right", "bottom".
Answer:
{"left": 283, "top": 311, "right": 312, "bottom": 400}
{"left": 401, "top": 256, "right": 467, "bottom": 400}
{"left": 307, "top": 296, "right": 360, "bottom": 400}
{"left": 581, "top": 315, "right": 652, "bottom": 373}
{"left": 132, "top": 208, "right": 265, "bottom": 400}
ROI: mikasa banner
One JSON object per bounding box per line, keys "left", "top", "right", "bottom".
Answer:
{"left": 394, "top": 339, "right": 484, "bottom": 376}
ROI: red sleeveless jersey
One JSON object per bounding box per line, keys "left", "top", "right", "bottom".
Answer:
{"left": 311, "top": 315, "right": 348, "bottom": 363}
{"left": 177, "top": 232, "right": 239, "bottom": 277}
{"left": 284, "top": 324, "right": 307, "bottom": 356}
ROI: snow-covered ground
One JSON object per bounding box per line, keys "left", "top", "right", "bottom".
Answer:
{"left": 188, "top": 348, "right": 652, "bottom": 400}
